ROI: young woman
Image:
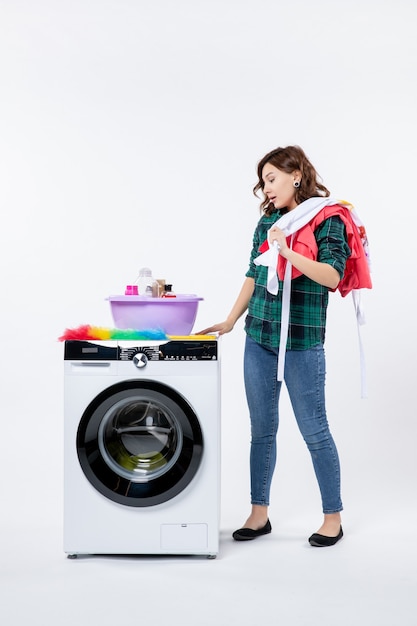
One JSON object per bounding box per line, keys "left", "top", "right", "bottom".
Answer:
{"left": 200, "top": 145, "right": 354, "bottom": 547}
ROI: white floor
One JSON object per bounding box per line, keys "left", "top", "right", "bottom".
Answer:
{"left": 2, "top": 504, "right": 416, "bottom": 626}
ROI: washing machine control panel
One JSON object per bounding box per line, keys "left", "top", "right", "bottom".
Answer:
{"left": 120, "top": 341, "right": 218, "bottom": 362}
{"left": 65, "top": 340, "right": 218, "bottom": 362}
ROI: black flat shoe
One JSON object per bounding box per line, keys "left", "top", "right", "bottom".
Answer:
{"left": 308, "top": 526, "right": 343, "bottom": 547}
{"left": 232, "top": 519, "right": 272, "bottom": 541}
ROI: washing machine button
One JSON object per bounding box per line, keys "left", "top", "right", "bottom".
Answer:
{"left": 133, "top": 352, "right": 148, "bottom": 368}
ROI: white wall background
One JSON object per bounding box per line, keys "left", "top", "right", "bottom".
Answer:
{"left": 0, "top": 0, "right": 415, "bottom": 534}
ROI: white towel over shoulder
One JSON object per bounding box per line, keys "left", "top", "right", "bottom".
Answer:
{"left": 254, "top": 197, "right": 341, "bottom": 294}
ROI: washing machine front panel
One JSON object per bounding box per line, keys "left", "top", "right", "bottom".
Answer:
{"left": 77, "top": 379, "right": 203, "bottom": 506}
{"left": 64, "top": 338, "right": 220, "bottom": 556}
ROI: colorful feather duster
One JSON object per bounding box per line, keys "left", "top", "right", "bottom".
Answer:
{"left": 58, "top": 325, "right": 168, "bottom": 341}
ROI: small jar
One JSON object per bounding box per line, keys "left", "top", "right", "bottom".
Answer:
{"left": 161, "top": 284, "right": 176, "bottom": 298}
{"left": 125, "top": 285, "right": 139, "bottom": 295}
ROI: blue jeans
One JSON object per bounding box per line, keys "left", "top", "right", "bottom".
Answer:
{"left": 243, "top": 335, "right": 343, "bottom": 514}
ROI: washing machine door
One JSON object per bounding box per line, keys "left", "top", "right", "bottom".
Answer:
{"left": 76, "top": 380, "right": 203, "bottom": 507}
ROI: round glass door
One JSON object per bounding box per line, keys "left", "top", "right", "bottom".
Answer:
{"left": 77, "top": 380, "right": 203, "bottom": 506}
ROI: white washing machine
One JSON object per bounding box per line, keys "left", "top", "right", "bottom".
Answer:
{"left": 64, "top": 337, "right": 220, "bottom": 558}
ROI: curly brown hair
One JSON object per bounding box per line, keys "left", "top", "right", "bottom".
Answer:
{"left": 253, "top": 145, "right": 330, "bottom": 215}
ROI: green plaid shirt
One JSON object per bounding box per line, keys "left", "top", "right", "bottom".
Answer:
{"left": 245, "top": 210, "right": 351, "bottom": 350}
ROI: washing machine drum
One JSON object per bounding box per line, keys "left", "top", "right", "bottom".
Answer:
{"left": 76, "top": 380, "right": 203, "bottom": 507}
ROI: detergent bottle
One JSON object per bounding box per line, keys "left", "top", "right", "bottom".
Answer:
{"left": 136, "top": 267, "right": 158, "bottom": 297}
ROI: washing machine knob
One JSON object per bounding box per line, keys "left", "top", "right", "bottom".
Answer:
{"left": 133, "top": 352, "right": 148, "bottom": 368}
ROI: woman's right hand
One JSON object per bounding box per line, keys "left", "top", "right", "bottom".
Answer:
{"left": 196, "top": 320, "right": 235, "bottom": 336}
{"left": 197, "top": 277, "right": 254, "bottom": 338}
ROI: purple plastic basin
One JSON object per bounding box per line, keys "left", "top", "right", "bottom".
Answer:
{"left": 107, "top": 295, "right": 203, "bottom": 335}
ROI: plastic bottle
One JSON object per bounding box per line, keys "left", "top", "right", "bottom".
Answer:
{"left": 135, "top": 267, "right": 158, "bottom": 297}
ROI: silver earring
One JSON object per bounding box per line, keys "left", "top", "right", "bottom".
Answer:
{"left": 294, "top": 180, "right": 300, "bottom": 188}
